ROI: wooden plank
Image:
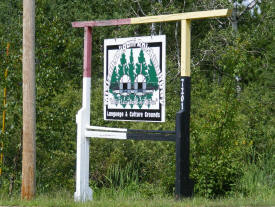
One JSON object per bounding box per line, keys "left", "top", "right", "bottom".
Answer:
{"left": 128, "top": 129, "right": 175, "bottom": 134}
{"left": 128, "top": 133, "right": 176, "bottom": 142}
{"left": 184, "top": 9, "right": 232, "bottom": 20}
{"left": 181, "top": 20, "right": 191, "bottom": 77}
{"left": 86, "top": 126, "right": 175, "bottom": 134}
{"left": 85, "top": 131, "right": 127, "bottom": 139}
{"left": 72, "top": 18, "right": 131, "bottom": 28}
{"left": 85, "top": 128, "right": 176, "bottom": 141}
{"left": 86, "top": 126, "right": 127, "bottom": 132}
{"left": 131, "top": 9, "right": 231, "bottom": 24}
{"left": 72, "top": 9, "right": 231, "bottom": 28}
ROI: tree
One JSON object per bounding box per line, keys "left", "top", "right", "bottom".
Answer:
{"left": 147, "top": 59, "right": 158, "bottom": 89}
{"left": 136, "top": 49, "right": 147, "bottom": 76}
{"left": 118, "top": 53, "right": 128, "bottom": 79}
{"left": 110, "top": 66, "right": 118, "bottom": 90}
{"left": 128, "top": 49, "right": 135, "bottom": 83}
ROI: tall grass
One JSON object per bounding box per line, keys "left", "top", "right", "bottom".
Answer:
{"left": 104, "top": 162, "right": 139, "bottom": 188}
{"left": 232, "top": 153, "right": 275, "bottom": 201}
{"left": 0, "top": 156, "right": 274, "bottom": 206}
{"left": 0, "top": 189, "right": 274, "bottom": 207}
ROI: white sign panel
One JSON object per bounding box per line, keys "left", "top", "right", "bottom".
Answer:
{"left": 104, "top": 35, "right": 166, "bottom": 122}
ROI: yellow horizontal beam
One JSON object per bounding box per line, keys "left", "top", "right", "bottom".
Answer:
{"left": 131, "top": 9, "right": 231, "bottom": 24}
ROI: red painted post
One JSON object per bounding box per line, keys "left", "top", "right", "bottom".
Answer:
{"left": 83, "top": 27, "right": 92, "bottom": 78}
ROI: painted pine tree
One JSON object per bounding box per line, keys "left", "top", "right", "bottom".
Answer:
{"left": 147, "top": 60, "right": 158, "bottom": 89}
{"left": 110, "top": 66, "right": 118, "bottom": 90}
{"left": 118, "top": 53, "right": 127, "bottom": 79}
{"left": 129, "top": 49, "right": 135, "bottom": 83}
{"left": 129, "top": 49, "right": 136, "bottom": 108}
{"left": 109, "top": 49, "right": 159, "bottom": 109}
{"left": 136, "top": 50, "right": 148, "bottom": 77}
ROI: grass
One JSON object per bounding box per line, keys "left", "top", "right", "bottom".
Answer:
{"left": 1, "top": 158, "right": 274, "bottom": 207}
{"left": 0, "top": 187, "right": 274, "bottom": 207}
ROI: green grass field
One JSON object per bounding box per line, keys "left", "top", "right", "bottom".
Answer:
{"left": 0, "top": 188, "right": 274, "bottom": 207}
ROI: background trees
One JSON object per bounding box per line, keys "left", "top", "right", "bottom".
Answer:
{"left": 0, "top": 0, "right": 273, "bottom": 198}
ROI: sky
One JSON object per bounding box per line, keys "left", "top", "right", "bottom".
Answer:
{"left": 238, "top": 0, "right": 261, "bottom": 14}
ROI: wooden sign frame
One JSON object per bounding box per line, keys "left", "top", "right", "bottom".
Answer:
{"left": 72, "top": 9, "right": 231, "bottom": 202}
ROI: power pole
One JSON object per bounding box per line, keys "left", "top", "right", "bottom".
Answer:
{"left": 22, "top": 0, "right": 36, "bottom": 200}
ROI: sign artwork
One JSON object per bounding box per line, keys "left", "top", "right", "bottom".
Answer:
{"left": 104, "top": 35, "right": 166, "bottom": 122}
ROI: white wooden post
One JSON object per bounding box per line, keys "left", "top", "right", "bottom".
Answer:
{"left": 74, "top": 27, "right": 93, "bottom": 202}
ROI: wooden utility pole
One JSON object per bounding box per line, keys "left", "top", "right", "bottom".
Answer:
{"left": 22, "top": 0, "right": 36, "bottom": 200}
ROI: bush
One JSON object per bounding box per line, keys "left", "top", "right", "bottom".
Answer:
{"left": 190, "top": 80, "right": 250, "bottom": 197}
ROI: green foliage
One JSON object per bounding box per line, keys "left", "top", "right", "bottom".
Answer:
{"left": 0, "top": 0, "right": 273, "bottom": 199}
{"left": 191, "top": 80, "right": 248, "bottom": 197}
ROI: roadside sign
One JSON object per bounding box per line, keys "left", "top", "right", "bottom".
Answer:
{"left": 104, "top": 35, "right": 166, "bottom": 122}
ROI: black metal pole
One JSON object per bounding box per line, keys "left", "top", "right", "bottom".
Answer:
{"left": 175, "top": 76, "right": 193, "bottom": 199}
